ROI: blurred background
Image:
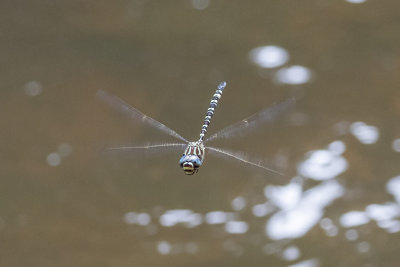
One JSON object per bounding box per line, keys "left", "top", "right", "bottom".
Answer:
{"left": 2, "top": 0, "right": 400, "bottom": 266}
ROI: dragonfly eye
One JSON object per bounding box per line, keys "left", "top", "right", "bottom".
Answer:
{"left": 192, "top": 156, "right": 202, "bottom": 167}
{"left": 186, "top": 155, "right": 201, "bottom": 167}
{"left": 179, "top": 155, "right": 189, "bottom": 167}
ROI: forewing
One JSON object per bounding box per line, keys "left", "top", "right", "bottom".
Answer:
{"left": 97, "top": 90, "right": 188, "bottom": 143}
{"left": 205, "top": 97, "right": 295, "bottom": 143}
{"left": 103, "top": 142, "right": 187, "bottom": 158}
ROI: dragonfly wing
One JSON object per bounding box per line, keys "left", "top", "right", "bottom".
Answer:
{"left": 205, "top": 97, "right": 295, "bottom": 143}
{"left": 207, "top": 146, "right": 285, "bottom": 176}
{"left": 104, "top": 143, "right": 187, "bottom": 158}
{"left": 97, "top": 90, "right": 189, "bottom": 143}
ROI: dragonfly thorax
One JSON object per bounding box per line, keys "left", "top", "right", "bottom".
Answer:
{"left": 179, "top": 141, "right": 205, "bottom": 175}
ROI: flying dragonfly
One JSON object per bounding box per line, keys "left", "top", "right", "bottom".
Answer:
{"left": 97, "top": 82, "right": 295, "bottom": 175}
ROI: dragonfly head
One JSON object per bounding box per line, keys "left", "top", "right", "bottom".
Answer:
{"left": 179, "top": 154, "right": 202, "bottom": 175}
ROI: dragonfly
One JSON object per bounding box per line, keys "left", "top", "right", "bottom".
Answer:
{"left": 97, "top": 82, "right": 295, "bottom": 175}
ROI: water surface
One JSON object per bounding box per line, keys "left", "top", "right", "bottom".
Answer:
{"left": 1, "top": 1, "right": 400, "bottom": 266}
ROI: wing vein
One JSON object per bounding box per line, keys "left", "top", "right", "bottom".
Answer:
{"left": 105, "top": 143, "right": 187, "bottom": 151}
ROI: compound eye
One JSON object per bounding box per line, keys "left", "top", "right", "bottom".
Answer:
{"left": 179, "top": 155, "right": 188, "bottom": 166}
{"left": 195, "top": 158, "right": 201, "bottom": 166}
{"left": 188, "top": 156, "right": 201, "bottom": 167}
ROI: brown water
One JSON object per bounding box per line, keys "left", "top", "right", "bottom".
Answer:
{"left": 2, "top": 1, "right": 400, "bottom": 266}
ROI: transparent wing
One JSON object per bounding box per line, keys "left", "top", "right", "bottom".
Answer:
{"left": 97, "top": 90, "right": 188, "bottom": 143}
{"left": 207, "top": 146, "right": 285, "bottom": 176}
{"left": 103, "top": 143, "right": 187, "bottom": 158}
{"left": 105, "top": 143, "right": 187, "bottom": 151}
{"left": 205, "top": 97, "right": 295, "bottom": 143}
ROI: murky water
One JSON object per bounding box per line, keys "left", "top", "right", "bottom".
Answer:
{"left": 2, "top": 1, "right": 400, "bottom": 266}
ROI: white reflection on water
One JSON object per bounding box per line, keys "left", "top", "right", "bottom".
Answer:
{"left": 249, "top": 45, "right": 289, "bottom": 68}
{"left": 282, "top": 245, "right": 301, "bottom": 261}
{"left": 124, "top": 212, "right": 137, "bottom": 224}
{"left": 391, "top": 139, "right": 400, "bottom": 152}
{"left": 159, "top": 209, "right": 202, "bottom": 228}
{"left": 345, "top": 229, "right": 359, "bottom": 241}
{"left": 275, "top": 65, "right": 312, "bottom": 85}
{"left": 328, "top": 175, "right": 400, "bottom": 234}
{"left": 264, "top": 182, "right": 302, "bottom": 210}
{"left": 190, "top": 0, "right": 210, "bottom": 10}
{"left": 266, "top": 180, "right": 345, "bottom": 240}
{"left": 350, "top": 121, "right": 379, "bottom": 144}
{"left": 225, "top": 221, "right": 249, "bottom": 234}
{"left": 320, "top": 218, "right": 339, "bottom": 236}
{"left": 46, "top": 152, "right": 62, "bottom": 167}
{"left": 345, "top": 0, "right": 367, "bottom": 3}
{"left": 297, "top": 141, "right": 348, "bottom": 181}
{"left": 46, "top": 143, "right": 73, "bottom": 167}
{"left": 340, "top": 211, "right": 370, "bottom": 228}
{"left": 386, "top": 175, "right": 400, "bottom": 203}
{"left": 157, "top": 240, "right": 199, "bottom": 255}
{"left": 231, "top": 196, "right": 246, "bottom": 211}
{"left": 365, "top": 203, "right": 400, "bottom": 233}
{"left": 377, "top": 219, "right": 400, "bottom": 233}
{"left": 122, "top": 133, "right": 400, "bottom": 258}
{"left": 157, "top": 241, "right": 171, "bottom": 255}
{"left": 328, "top": 140, "right": 346, "bottom": 155}
{"left": 24, "top": 80, "right": 43, "bottom": 96}
{"left": 123, "top": 212, "right": 151, "bottom": 225}
{"left": 252, "top": 202, "right": 274, "bottom": 217}
{"left": 366, "top": 203, "right": 399, "bottom": 221}
{"left": 136, "top": 213, "right": 151, "bottom": 225}
{"left": 288, "top": 259, "right": 319, "bottom": 267}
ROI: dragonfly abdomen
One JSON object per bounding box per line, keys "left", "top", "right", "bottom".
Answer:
{"left": 198, "top": 81, "right": 226, "bottom": 142}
